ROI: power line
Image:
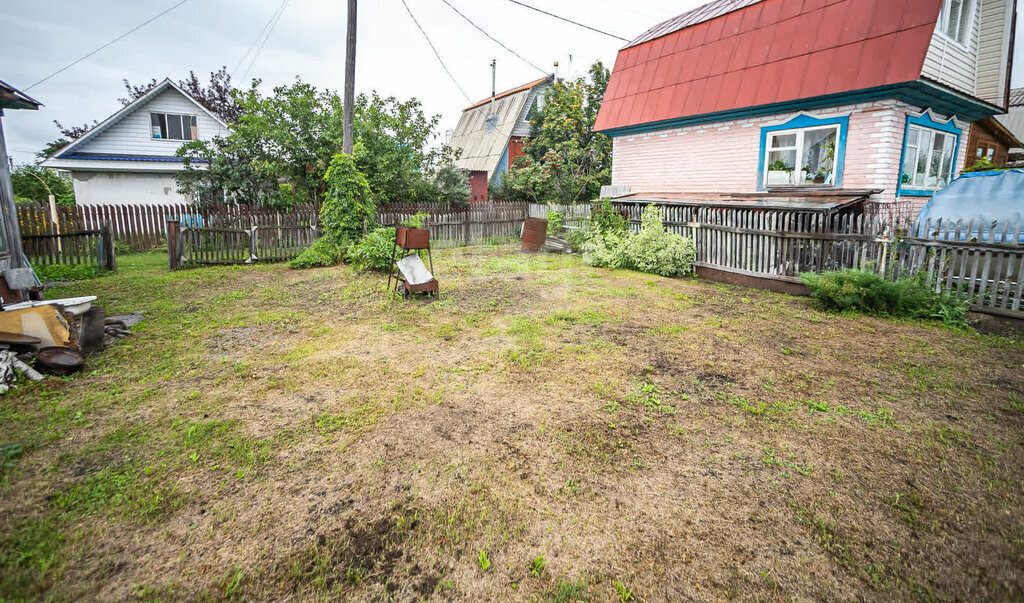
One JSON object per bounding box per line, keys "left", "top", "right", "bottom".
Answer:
{"left": 25, "top": 0, "right": 191, "bottom": 91}
{"left": 240, "top": 0, "right": 292, "bottom": 82}
{"left": 399, "top": 0, "right": 471, "bottom": 103}
{"left": 500, "top": 0, "right": 629, "bottom": 42}
{"left": 232, "top": 0, "right": 290, "bottom": 79}
{"left": 437, "top": 0, "right": 546, "bottom": 75}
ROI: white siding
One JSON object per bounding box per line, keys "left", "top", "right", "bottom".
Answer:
{"left": 77, "top": 88, "right": 227, "bottom": 157}
{"left": 974, "top": 0, "right": 1012, "bottom": 106}
{"left": 922, "top": 2, "right": 980, "bottom": 97}
{"left": 71, "top": 172, "right": 190, "bottom": 205}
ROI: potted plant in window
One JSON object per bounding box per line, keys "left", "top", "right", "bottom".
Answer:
{"left": 766, "top": 160, "right": 794, "bottom": 185}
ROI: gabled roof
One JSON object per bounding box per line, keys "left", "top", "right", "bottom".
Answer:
{"left": 0, "top": 80, "right": 42, "bottom": 110}
{"left": 596, "top": 0, "right": 967, "bottom": 134}
{"left": 463, "top": 76, "right": 552, "bottom": 111}
{"left": 49, "top": 78, "right": 227, "bottom": 159}
{"left": 450, "top": 76, "right": 553, "bottom": 176}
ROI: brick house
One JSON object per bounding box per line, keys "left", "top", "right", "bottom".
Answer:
{"left": 595, "top": 0, "right": 1017, "bottom": 217}
{"left": 449, "top": 76, "right": 553, "bottom": 203}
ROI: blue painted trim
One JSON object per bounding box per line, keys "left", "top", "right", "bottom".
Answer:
{"left": 756, "top": 113, "right": 848, "bottom": 191}
{"left": 492, "top": 145, "right": 510, "bottom": 186}
{"left": 895, "top": 111, "right": 962, "bottom": 198}
{"left": 598, "top": 80, "right": 1001, "bottom": 138}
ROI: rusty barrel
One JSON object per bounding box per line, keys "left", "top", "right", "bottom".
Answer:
{"left": 521, "top": 217, "right": 548, "bottom": 251}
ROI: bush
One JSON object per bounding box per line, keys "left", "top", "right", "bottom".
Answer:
{"left": 347, "top": 227, "right": 396, "bottom": 272}
{"left": 546, "top": 211, "right": 564, "bottom": 236}
{"left": 288, "top": 237, "right": 343, "bottom": 269}
{"left": 582, "top": 204, "right": 696, "bottom": 277}
{"left": 800, "top": 269, "right": 968, "bottom": 326}
{"left": 592, "top": 198, "right": 627, "bottom": 234}
{"left": 320, "top": 153, "right": 374, "bottom": 246}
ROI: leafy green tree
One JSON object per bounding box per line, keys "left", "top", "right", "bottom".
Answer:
{"left": 320, "top": 153, "right": 374, "bottom": 245}
{"left": 10, "top": 165, "right": 75, "bottom": 205}
{"left": 433, "top": 165, "right": 470, "bottom": 206}
{"left": 497, "top": 62, "right": 612, "bottom": 204}
{"left": 176, "top": 134, "right": 285, "bottom": 208}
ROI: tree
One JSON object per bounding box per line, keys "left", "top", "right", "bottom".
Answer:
{"left": 496, "top": 61, "right": 612, "bottom": 204}
{"left": 176, "top": 135, "right": 285, "bottom": 208}
{"left": 11, "top": 165, "right": 75, "bottom": 205}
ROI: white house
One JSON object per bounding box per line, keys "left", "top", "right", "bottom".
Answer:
{"left": 43, "top": 78, "right": 229, "bottom": 206}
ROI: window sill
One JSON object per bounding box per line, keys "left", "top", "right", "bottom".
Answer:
{"left": 897, "top": 189, "right": 939, "bottom": 197}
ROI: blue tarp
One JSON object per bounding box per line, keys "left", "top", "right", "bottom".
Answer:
{"left": 914, "top": 169, "right": 1024, "bottom": 242}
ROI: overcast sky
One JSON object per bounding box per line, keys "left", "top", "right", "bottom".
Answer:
{"left": 2, "top": 0, "right": 1022, "bottom": 165}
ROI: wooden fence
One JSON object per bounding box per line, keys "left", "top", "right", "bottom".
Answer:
{"left": 167, "top": 212, "right": 320, "bottom": 269}
{"left": 528, "top": 203, "right": 593, "bottom": 231}
{"left": 21, "top": 223, "right": 117, "bottom": 271}
{"left": 376, "top": 202, "right": 527, "bottom": 248}
{"left": 17, "top": 201, "right": 322, "bottom": 252}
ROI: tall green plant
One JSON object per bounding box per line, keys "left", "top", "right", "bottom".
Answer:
{"left": 320, "top": 153, "right": 373, "bottom": 245}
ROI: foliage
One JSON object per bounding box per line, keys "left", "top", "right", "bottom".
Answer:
{"left": 176, "top": 135, "right": 286, "bottom": 208}
{"left": 582, "top": 205, "right": 695, "bottom": 277}
{"left": 961, "top": 157, "right": 1011, "bottom": 173}
{"left": 347, "top": 227, "right": 396, "bottom": 272}
{"left": 288, "top": 237, "right": 343, "bottom": 269}
{"left": 546, "top": 211, "right": 564, "bottom": 236}
{"left": 800, "top": 269, "right": 968, "bottom": 327}
{"left": 320, "top": 154, "right": 374, "bottom": 246}
{"left": 495, "top": 62, "right": 611, "bottom": 203}
{"left": 432, "top": 165, "right": 470, "bottom": 206}
{"left": 352, "top": 92, "right": 457, "bottom": 205}
{"left": 10, "top": 165, "right": 75, "bottom": 205}
{"left": 33, "top": 264, "right": 108, "bottom": 282}
{"left": 592, "top": 198, "right": 627, "bottom": 234}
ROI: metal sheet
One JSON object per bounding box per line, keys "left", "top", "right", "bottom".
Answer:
{"left": 396, "top": 255, "right": 433, "bottom": 286}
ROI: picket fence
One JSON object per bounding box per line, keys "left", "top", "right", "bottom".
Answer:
{"left": 17, "top": 201, "right": 322, "bottom": 252}
{"left": 376, "top": 202, "right": 527, "bottom": 248}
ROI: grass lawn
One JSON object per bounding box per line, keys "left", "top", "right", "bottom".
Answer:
{"left": 2, "top": 245, "right": 1023, "bottom": 600}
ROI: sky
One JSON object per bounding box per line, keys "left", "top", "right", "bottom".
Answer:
{"left": 1, "top": 0, "right": 1022, "bottom": 166}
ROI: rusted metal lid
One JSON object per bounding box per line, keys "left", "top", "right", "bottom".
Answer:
{"left": 521, "top": 217, "right": 547, "bottom": 251}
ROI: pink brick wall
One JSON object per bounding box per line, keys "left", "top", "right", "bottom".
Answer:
{"left": 611, "top": 100, "right": 970, "bottom": 217}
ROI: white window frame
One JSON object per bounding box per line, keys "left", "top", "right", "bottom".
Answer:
{"left": 901, "top": 125, "right": 957, "bottom": 191}
{"left": 761, "top": 125, "right": 840, "bottom": 188}
{"left": 150, "top": 112, "right": 198, "bottom": 141}
{"left": 937, "top": 0, "right": 974, "bottom": 47}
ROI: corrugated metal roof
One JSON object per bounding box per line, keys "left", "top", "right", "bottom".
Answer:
{"left": 450, "top": 78, "right": 553, "bottom": 176}
{"left": 626, "top": 0, "right": 764, "bottom": 48}
{"left": 596, "top": 0, "right": 944, "bottom": 133}
{"left": 463, "top": 76, "right": 553, "bottom": 111}
{"left": 1010, "top": 87, "right": 1024, "bottom": 107}
{"left": 615, "top": 189, "right": 878, "bottom": 211}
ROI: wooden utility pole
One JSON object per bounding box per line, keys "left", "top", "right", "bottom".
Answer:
{"left": 342, "top": 0, "right": 357, "bottom": 154}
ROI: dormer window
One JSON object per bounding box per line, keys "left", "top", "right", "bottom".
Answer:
{"left": 938, "top": 0, "right": 973, "bottom": 45}
{"left": 151, "top": 113, "right": 197, "bottom": 141}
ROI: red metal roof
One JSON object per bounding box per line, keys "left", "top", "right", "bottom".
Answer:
{"left": 596, "top": 0, "right": 943, "bottom": 133}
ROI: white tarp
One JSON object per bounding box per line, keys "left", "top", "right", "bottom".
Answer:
{"left": 396, "top": 255, "right": 433, "bottom": 286}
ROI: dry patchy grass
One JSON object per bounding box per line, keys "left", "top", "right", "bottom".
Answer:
{"left": 1, "top": 246, "right": 1023, "bottom": 601}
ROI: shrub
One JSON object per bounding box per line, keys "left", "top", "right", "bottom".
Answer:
{"left": 347, "top": 227, "right": 396, "bottom": 272}
{"left": 582, "top": 204, "right": 696, "bottom": 277}
{"left": 592, "top": 198, "right": 627, "bottom": 234}
{"left": 546, "top": 211, "right": 564, "bottom": 236}
{"left": 288, "top": 237, "right": 343, "bottom": 269}
{"left": 800, "top": 269, "right": 968, "bottom": 326}
{"left": 320, "top": 153, "right": 374, "bottom": 246}
{"left": 34, "top": 264, "right": 107, "bottom": 282}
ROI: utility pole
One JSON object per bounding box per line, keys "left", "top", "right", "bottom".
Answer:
{"left": 342, "top": 0, "right": 357, "bottom": 155}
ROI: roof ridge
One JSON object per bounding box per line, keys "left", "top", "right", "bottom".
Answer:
{"left": 463, "top": 75, "right": 552, "bottom": 112}
{"left": 626, "top": 0, "right": 764, "bottom": 48}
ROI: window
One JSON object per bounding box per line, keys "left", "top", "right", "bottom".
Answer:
{"left": 898, "top": 112, "right": 961, "bottom": 196}
{"left": 151, "top": 113, "right": 197, "bottom": 141}
{"left": 762, "top": 125, "right": 840, "bottom": 187}
{"left": 938, "top": 0, "right": 973, "bottom": 45}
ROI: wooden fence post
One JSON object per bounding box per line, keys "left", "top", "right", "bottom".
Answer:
{"left": 166, "top": 218, "right": 181, "bottom": 270}
{"left": 249, "top": 225, "right": 259, "bottom": 263}
{"left": 463, "top": 207, "right": 471, "bottom": 247}
{"left": 100, "top": 221, "right": 117, "bottom": 272}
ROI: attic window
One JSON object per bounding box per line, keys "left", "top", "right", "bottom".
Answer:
{"left": 151, "top": 113, "right": 197, "bottom": 141}
{"left": 938, "top": 0, "right": 973, "bottom": 45}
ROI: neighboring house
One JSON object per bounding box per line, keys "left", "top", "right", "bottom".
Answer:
{"left": 595, "top": 0, "right": 1017, "bottom": 216}
{"left": 995, "top": 87, "right": 1024, "bottom": 159}
{"left": 43, "top": 78, "right": 229, "bottom": 206}
{"left": 449, "top": 75, "right": 553, "bottom": 203}
{"left": 966, "top": 116, "right": 1021, "bottom": 165}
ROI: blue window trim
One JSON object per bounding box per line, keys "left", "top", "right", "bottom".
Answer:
{"left": 756, "top": 113, "right": 849, "bottom": 191}
{"left": 896, "top": 111, "right": 962, "bottom": 198}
